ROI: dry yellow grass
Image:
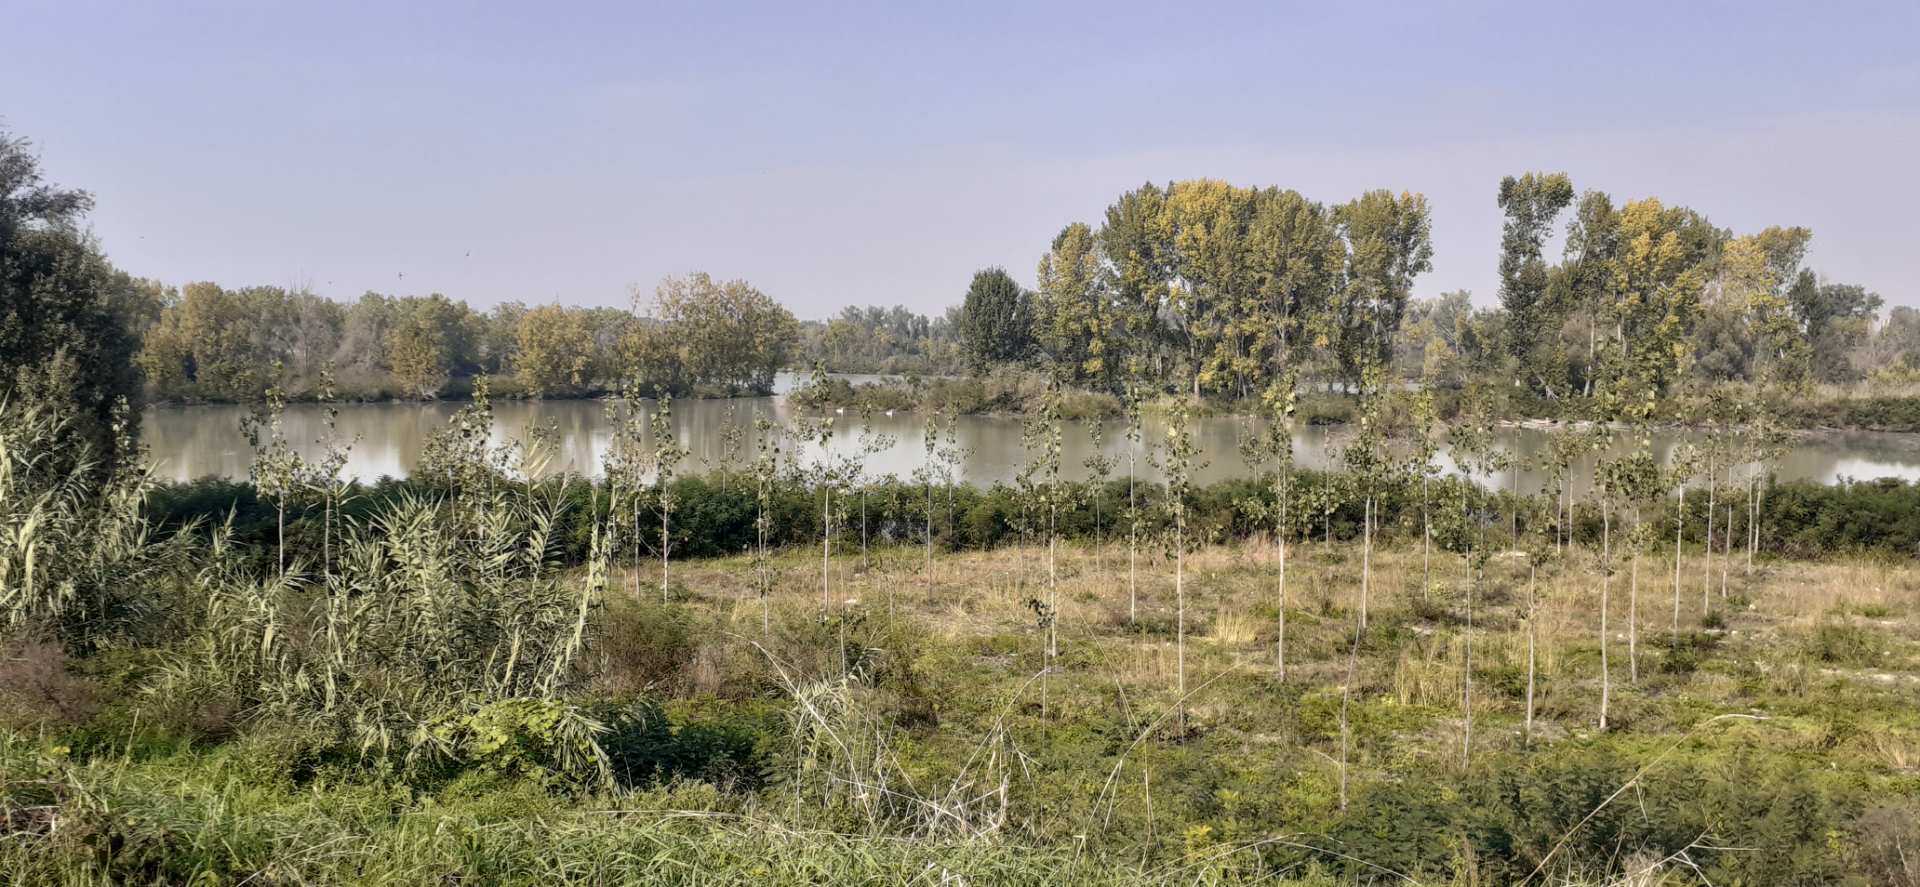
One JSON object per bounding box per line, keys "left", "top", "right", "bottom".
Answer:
{"left": 606, "top": 534, "right": 1920, "bottom": 752}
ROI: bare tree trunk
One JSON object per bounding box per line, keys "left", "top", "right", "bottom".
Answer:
{"left": 1747, "top": 471, "right": 1759, "bottom": 574}
{"left": 1128, "top": 458, "right": 1137, "bottom": 625}
{"left": 1358, "top": 496, "right": 1372, "bottom": 632}
{"left": 760, "top": 487, "right": 771, "bottom": 639}
{"left": 1421, "top": 473, "right": 1432, "bottom": 599}
{"left": 1702, "top": 452, "right": 1715, "bottom": 615}
{"left": 1464, "top": 554, "right": 1476, "bottom": 770}
{"left": 1175, "top": 520, "right": 1186, "bottom": 737}
{"left": 1628, "top": 506, "right": 1639, "bottom": 685}
{"left": 1277, "top": 483, "right": 1289, "bottom": 681}
{"left": 1584, "top": 320, "right": 1595, "bottom": 397}
{"left": 1672, "top": 482, "right": 1684, "bottom": 645}
{"left": 1525, "top": 559, "right": 1538, "bottom": 742}
{"left": 1599, "top": 500, "right": 1611, "bottom": 732}
{"left": 1337, "top": 611, "right": 1361, "bottom": 810}
{"left": 1728, "top": 495, "right": 1743, "bottom": 599}
{"left": 1510, "top": 466, "right": 1520, "bottom": 548}
{"left": 925, "top": 480, "right": 933, "bottom": 603}
{"left": 1559, "top": 480, "right": 1569, "bottom": 556}
{"left": 1047, "top": 503, "right": 1058, "bottom": 660}
{"left": 822, "top": 486, "right": 832, "bottom": 613}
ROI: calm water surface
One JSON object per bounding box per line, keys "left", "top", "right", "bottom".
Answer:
{"left": 142, "top": 375, "right": 1920, "bottom": 492}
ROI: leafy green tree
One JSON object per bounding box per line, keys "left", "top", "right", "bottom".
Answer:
{"left": 1720, "top": 233, "right": 1805, "bottom": 389}
{"left": 1098, "top": 183, "right": 1176, "bottom": 382}
{"left": 1496, "top": 172, "right": 1576, "bottom": 395}
{"left": 1789, "top": 277, "right": 1881, "bottom": 382}
{"left": 1163, "top": 179, "right": 1254, "bottom": 395}
{"left": 1859, "top": 306, "right": 1920, "bottom": 375}
{"left": 333, "top": 292, "right": 399, "bottom": 376}
{"left": 1033, "top": 223, "right": 1114, "bottom": 387}
{"left": 1333, "top": 190, "right": 1434, "bottom": 384}
{"left": 386, "top": 294, "right": 470, "bottom": 399}
{"left": 1, "top": 131, "right": 152, "bottom": 458}
{"left": 515, "top": 303, "right": 593, "bottom": 397}
{"left": 139, "top": 282, "right": 264, "bottom": 400}
{"left": 799, "top": 304, "right": 959, "bottom": 375}
{"left": 956, "top": 267, "right": 1034, "bottom": 373}
{"left": 1247, "top": 187, "right": 1342, "bottom": 381}
{"left": 646, "top": 272, "right": 798, "bottom": 393}
{"left": 1595, "top": 198, "right": 1715, "bottom": 397}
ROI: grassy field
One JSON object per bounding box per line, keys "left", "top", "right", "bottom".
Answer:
{"left": 8, "top": 533, "right": 1918, "bottom": 885}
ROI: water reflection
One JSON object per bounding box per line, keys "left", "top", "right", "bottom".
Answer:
{"left": 143, "top": 393, "right": 1920, "bottom": 493}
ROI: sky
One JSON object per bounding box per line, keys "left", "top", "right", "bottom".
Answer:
{"left": 5, "top": 0, "right": 1917, "bottom": 319}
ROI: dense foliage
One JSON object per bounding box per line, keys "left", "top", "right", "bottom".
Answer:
{"left": 0, "top": 130, "right": 155, "bottom": 462}
{"left": 135, "top": 273, "right": 798, "bottom": 402}
{"left": 797, "top": 303, "right": 963, "bottom": 375}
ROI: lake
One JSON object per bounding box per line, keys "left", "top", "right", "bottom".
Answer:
{"left": 141, "top": 374, "right": 1920, "bottom": 493}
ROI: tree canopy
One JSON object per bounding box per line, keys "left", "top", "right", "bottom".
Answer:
{"left": 0, "top": 129, "right": 153, "bottom": 460}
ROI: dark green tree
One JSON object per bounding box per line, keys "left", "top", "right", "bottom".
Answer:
{"left": 956, "top": 266, "right": 1034, "bottom": 373}
{"left": 1789, "top": 276, "right": 1881, "bottom": 382}
{"left": 1333, "top": 190, "right": 1434, "bottom": 384}
{"left": 1496, "top": 172, "right": 1576, "bottom": 395}
{"left": 0, "top": 129, "right": 151, "bottom": 461}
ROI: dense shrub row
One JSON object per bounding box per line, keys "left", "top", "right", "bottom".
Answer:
{"left": 147, "top": 470, "right": 1920, "bottom": 572}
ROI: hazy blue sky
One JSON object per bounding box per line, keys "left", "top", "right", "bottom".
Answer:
{"left": 5, "top": 0, "right": 1916, "bottom": 318}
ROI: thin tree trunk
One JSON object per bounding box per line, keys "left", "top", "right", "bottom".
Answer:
{"left": 1337, "top": 608, "right": 1361, "bottom": 810}
{"left": 1599, "top": 499, "right": 1611, "bottom": 732}
{"left": 1558, "top": 480, "right": 1568, "bottom": 555}
{"left": 1464, "top": 556, "right": 1476, "bottom": 770}
{"left": 1128, "top": 458, "right": 1137, "bottom": 624}
{"left": 1421, "top": 472, "right": 1432, "bottom": 599}
{"left": 1628, "top": 506, "right": 1639, "bottom": 685}
{"left": 925, "top": 479, "right": 934, "bottom": 603}
{"left": 1510, "top": 465, "right": 1520, "bottom": 547}
{"left": 1047, "top": 501, "right": 1058, "bottom": 660}
{"left": 1277, "top": 481, "right": 1289, "bottom": 681}
{"left": 1703, "top": 450, "right": 1715, "bottom": 615}
{"left": 1175, "top": 520, "right": 1186, "bottom": 737}
{"left": 822, "top": 486, "right": 832, "bottom": 613}
{"left": 760, "top": 484, "right": 770, "bottom": 639}
{"left": 1358, "top": 496, "right": 1372, "bottom": 632}
{"left": 1585, "top": 320, "right": 1595, "bottom": 397}
{"left": 1672, "top": 482, "right": 1684, "bottom": 645}
{"left": 1525, "top": 559, "right": 1537, "bottom": 742}
{"left": 1747, "top": 472, "right": 1759, "bottom": 574}
{"left": 1721, "top": 495, "right": 1732, "bottom": 600}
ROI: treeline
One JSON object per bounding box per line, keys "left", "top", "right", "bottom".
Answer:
{"left": 797, "top": 304, "right": 965, "bottom": 375}
{"left": 138, "top": 272, "right": 799, "bottom": 401}
{"left": 943, "top": 176, "right": 1904, "bottom": 401}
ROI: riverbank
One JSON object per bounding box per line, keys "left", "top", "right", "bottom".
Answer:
{"left": 144, "top": 363, "right": 1920, "bottom": 437}
{"left": 140, "top": 373, "right": 775, "bottom": 407}
{"left": 790, "top": 371, "right": 1920, "bottom": 434}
